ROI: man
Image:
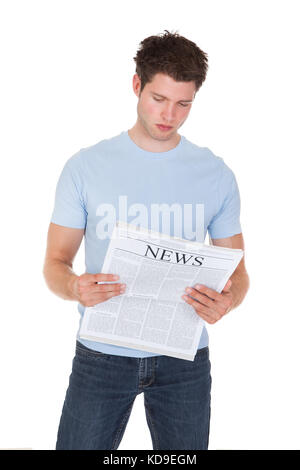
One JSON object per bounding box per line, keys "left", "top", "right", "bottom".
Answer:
{"left": 43, "top": 30, "right": 249, "bottom": 450}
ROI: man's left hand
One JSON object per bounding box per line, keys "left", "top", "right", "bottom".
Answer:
{"left": 182, "top": 279, "right": 233, "bottom": 324}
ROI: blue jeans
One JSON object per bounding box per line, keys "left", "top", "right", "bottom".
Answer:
{"left": 56, "top": 341, "right": 212, "bottom": 450}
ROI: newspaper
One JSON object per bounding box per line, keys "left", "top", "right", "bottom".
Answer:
{"left": 79, "top": 221, "right": 244, "bottom": 361}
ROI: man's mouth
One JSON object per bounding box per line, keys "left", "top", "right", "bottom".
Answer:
{"left": 156, "top": 124, "right": 173, "bottom": 131}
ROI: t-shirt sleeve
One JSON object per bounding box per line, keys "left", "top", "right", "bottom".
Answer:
{"left": 50, "top": 154, "right": 87, "bottom": 229}
{"left": 208, "top": 162, "right": 242, "bottom": 239}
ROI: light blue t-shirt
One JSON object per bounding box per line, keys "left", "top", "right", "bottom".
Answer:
{"left": 50, "top": 130, "right": 242, "bottom": 357}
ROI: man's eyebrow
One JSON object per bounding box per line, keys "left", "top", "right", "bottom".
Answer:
{"left": 151, "top": 92, "right": 193, "bottom": 103}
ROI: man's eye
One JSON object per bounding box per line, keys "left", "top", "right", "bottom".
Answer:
{"left": 153, "top": 97, "right": 189, "bottom": 107}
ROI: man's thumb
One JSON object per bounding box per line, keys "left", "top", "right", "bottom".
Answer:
{"left": 223, "top": 279, "right": 232, "bottom": 291}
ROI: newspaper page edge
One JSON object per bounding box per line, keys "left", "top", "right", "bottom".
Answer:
{"left": 78, "top": 333, "right": 196, "bottom": 361}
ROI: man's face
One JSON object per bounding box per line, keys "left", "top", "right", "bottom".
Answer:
{"left": 134, "top": 73, "right": 196, "bottom": 141}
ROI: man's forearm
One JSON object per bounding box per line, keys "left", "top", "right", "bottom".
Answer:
{"left": 229, "top": 270, "right": 250, "bottom": 311}
{"left": 43, "top": 259, "right": 78, "bottom": 301}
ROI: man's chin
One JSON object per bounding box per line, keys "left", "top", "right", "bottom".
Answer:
{"left": 151, "top": 127, "right": 176, "bottom": 141}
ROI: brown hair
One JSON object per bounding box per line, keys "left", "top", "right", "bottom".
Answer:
{"left": 133, "top": 30, "right": 208, "bottom": 95}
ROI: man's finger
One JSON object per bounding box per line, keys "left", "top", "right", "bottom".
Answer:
{"left": 185, "top": 287, "right": 214, "bottom": 308}
{"left": 194, "top": 284, "right": 220, "bottom": 301}
{"left": 222, "top": 279, "right": 232, "bottom": 292}
{"left": 89, "top": 283, "right": 125, "bottom": 294}
{"left": 182, "top": 294, "right": 217, "bottom": 323}
{"left": 88, "top": 290, "right": 123, "bottom": 306}
{"left": 93, "top": 273, "right": 120, "bottom": 283}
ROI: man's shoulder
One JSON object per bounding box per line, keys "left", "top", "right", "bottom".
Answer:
{"left": 78, "top": 131, "right": 124, "bottom": 158}
{"left": 64, "top": 131, "right": 124, "bottom": 171}
{"left": 183, "top": 135, "right": 225, "bottom": 168}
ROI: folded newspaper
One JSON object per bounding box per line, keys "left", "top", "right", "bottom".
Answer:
{"left": 79, "top": 221, "right": 244, "bottom": 361}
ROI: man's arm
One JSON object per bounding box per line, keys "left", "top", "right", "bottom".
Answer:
{"left": 43, "top": 223, "right": 125, "bottom": 305}
{"left": 43, "top": 223, "right": 85, "bottom": 300}
{"left": 182, "top": 233, "right": 250, "bottom": 324}
{"left": 210, "top": 232, "right": 249, "bottom": 312}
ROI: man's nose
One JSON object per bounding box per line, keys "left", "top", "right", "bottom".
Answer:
{"left": 161, "top": 103, "right": 176, "bottom": 122}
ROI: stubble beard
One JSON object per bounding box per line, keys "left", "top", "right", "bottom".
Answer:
{"left": 140, "top": 115, "right": 178, "bottom": 142}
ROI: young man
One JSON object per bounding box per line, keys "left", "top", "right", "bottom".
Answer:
{"left": 43, "top": 30, "right": 249, "bottom": 450}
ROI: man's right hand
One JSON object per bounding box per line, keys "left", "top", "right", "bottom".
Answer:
{"left": 69, "top": 273, "right": 126, "bottom": 307}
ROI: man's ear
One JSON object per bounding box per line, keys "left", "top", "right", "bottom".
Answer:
{"left": 132, "top": 73, "right": 142, "bottom": 98}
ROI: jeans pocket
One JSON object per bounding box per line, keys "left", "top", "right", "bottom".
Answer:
{"left": 75, "top": 340, "right": 109, "bottom": 359}
{"left": 195, "top": 346, "right": 209, "bottom": 361}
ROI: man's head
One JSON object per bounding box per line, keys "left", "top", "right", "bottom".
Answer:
{"left": 132, "top": 30, "right": 208, "bottom": 142}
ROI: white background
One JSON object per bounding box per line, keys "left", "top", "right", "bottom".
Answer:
{"left": 1, "top": 0, "right": 299, "bottom": 450}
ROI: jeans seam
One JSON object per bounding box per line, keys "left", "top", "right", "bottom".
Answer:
{"left": 111, "top": 402, "right": 135, "bottom": 450}
{"left": 206, "top": 374, "right": 212, "bottom": 449}
{"left": 144, "top": 401, "right": 160, "bottom": 450}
